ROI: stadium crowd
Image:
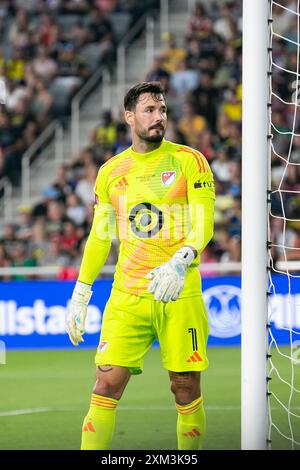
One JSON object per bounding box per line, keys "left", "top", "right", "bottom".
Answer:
{"left": 0, "top": 0, "right": 158, "bottom": 185}
{"left": 0, "top": 0, "right": 299, "bottom": 279}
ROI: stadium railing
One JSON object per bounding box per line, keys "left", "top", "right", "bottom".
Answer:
{"left": 116, "top": 12, "right": 156, "bottom": 101}
{"left": 21, "top": 120, "right": 64, "bottom": 204}
{"left": 0, "top": 177, "right": 12, "bottom": 220}
{"left": 71, "top": 66, "right": 112, "bottom": 157}
{"left": 0, "top": 263, "right": 241, "bottom": 279}
{"left": 1, "top": 261, "right": 298, "bottom": 279}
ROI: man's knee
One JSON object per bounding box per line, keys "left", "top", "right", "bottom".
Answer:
{"left": 93, "top": 365, "right": 130, "bottom": 400}
{"left": 169, "top": 371, "right": 201, "bottom": 405}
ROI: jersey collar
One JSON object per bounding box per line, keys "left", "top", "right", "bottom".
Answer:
{"left": 130, "top": 138, "right": 167, "bottom": 159}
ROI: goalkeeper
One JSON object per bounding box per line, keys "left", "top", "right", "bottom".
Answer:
{"left": 66, "top": 81, "right": 215, "bottom": 450}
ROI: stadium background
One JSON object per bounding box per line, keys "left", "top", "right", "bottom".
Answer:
{"left": 0, "top": 0, "right": 299, "bottom": 450}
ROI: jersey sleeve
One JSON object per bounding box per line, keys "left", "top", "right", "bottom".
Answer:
{"left": 182, "top": 149, "right": 215, "bottom": 202}
{"left": 94, "top": 163, "right": 111, "bottom": 205}
{"left": 181, "top": 149, "right": 215, "bottom": 256}
{"left": 78, "top": 165, "right": 115, "bottom": 285}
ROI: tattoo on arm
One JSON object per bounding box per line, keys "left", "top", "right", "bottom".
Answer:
{"left": 98, "top": 365, "right": 113, "bottom": 373}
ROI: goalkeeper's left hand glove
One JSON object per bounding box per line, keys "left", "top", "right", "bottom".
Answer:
{"left": 146, "top": 246, "right": 195, "bottom": 302}
{"left": 66, "top": 281, "right": 93, "bottom": 346}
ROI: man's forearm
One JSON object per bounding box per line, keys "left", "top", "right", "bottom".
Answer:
{"left": 78, "top": 232, "right": 111, "bottom": 285}
{"left": 78, "top": 202, "right": 115, "bottom": 285}
{"left": 185, "top": 198, "right": 215, "bottom": 256}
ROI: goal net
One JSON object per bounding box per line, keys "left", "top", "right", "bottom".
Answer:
{"left": 268, "top": 0, "right": 300, "bottom": 450}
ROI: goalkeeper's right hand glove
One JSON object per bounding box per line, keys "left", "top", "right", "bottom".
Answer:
{"left": 66, "top": 281, "right": 93, "bottom": 346}
{"left": 146, "top": 246, "right": 195, "bottom": 302}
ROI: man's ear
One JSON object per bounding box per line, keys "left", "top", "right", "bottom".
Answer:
{"left": 124, "top": 110, "right": 134, "bottom": 127}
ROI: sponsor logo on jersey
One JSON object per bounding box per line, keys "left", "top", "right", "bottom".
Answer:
{"left": 183, "top": 428, "right": 201, "bottom": 437}
{"left": 161, "top": 171, "right": 176, "bottom": 186}
{"left": 99, "top": 341, "right": 108, "bottom": 352}
{"left": 82, "top": 420, "right": 96, "bottom": 433}
{"left": 115, "top": 177, "right": 128, "bottom": 187}
{"left": 193, "top": 180, "right": 214, "bottom": 189}
{"left": 186, "top": 351, "right": 203, "bottom": 363}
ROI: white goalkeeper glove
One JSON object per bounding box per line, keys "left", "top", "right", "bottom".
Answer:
{"left": 66, "top": 281, "right": 93, "bottom": 346}
{"left": 146, "top": 246, "right": 195, "bottom": 302}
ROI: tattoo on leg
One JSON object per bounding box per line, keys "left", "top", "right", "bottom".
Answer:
{"left": 98, "top": 365, "right": 113, "bottom": 373}
{"left": 169, "top": 372, "right": 192, "bottom": 386}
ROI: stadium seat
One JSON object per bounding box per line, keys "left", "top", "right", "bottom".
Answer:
{"left": 108, "top": 12, "right": 131, "bottom": 43}
{"left": 80, "top": 43, "right": 103, "bottom": 72}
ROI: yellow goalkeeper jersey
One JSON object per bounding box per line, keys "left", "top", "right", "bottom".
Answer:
{"left": 79, "top": 139, "right": 215, "bottom": 297}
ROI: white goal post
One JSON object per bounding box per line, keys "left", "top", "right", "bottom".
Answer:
{"left": 241, "top": 0, "right": 269, "bottom": 450}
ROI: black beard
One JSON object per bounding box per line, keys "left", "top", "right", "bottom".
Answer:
{"left": 138, "top": 128, "right": 165, "bottom": 143}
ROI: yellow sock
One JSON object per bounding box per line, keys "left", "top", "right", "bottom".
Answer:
{"left": 81, "top": 394, "right": 118, "bottom": 450}
{"left": 176, "top": 396, "right": 206, "bottom": 450}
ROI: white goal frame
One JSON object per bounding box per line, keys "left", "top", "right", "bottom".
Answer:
{"left": 241, "top": 0, "right": 269, "bottom": 450}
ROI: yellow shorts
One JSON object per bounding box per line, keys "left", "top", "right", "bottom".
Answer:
{"left": 95, "top": 289, "right": 209, "bottom": 375}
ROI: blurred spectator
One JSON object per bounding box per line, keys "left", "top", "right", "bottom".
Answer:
{"left": 92, "top": 110, "right": 117, "bottom": 149}
{"left": 35, "top": 14, "right": 60, "bottom": 49}
{"left": 16, "top": 205, "right": 32, "bottom": 241}
{"left": 146, "top": 56, "right": 170, "bottom": 92}
{"left": 54, "top": 42, "right": 90, "bottom": 92}
{"left": 42, "top": 237, "right": 71, "bottom": 267}
{"left": 66, "top": 193, "right": 86, "bottom": 226}
{"left": 213, "top": 45, "right": 240, "bottom": 88}
{"left": 178, "top": 102, "right": 207, "bottom": 148}
{"left": 59, "top": 220, "right": 79, "bottom": 256}
{"left": 194, "top": 18, "right": 223, "bottom": 60}
{"left": 186, "top": 3, "right": 207, "bottom": 41}
{"left": 8, "top": 9, "right": 32, "bottom": 52}
{"left": 95, "top": 0, "right": 118, "bottom": 14}
{"left": 52, "top": 164, "right": 76, "bottom": 202}
{"left": 32, "top": 45, "right": 58, "bottom": 81}
{"left": 59, "top": 0, "right": 90, "bottom": 14}
{"left": 170, "top": 59, "right": 199, "bottom": 98}
{"left": 221, "top": 89, "right": 242, "bottom": 123}
{"left": 211, "top": 147, "right": 232, "bottom": 184}
{"left": 30, "top": 78, "right": 53, "bottom": 126}
{"left": 31, "top": 185, "right": 60, "bottom": 218}
{"left": 6, "top": 48, "right": 26, "bottom": 81}
{"left": 189, "top": 73, "right": 219, "bottom": 130}
{"left": 220, "top": 234, "right": 241, "bottom": 263}
{"left": 88, "top": 7, "right": 113, "bottom": 45}
{"left": 112, "top": 123, "right": 131, "bottom": 154}
{"left": 1, "top": 223, "right": 18, "bottom": 257}
{"left": 46, "top": 200, "right": 66, "bottom": 236}
{"left": 10, "top": 242, "right": 36, "bottom": 280}
{"left": 213, "top": 3, "right": 234, "bottom": 41}
{"left": 0, "top": 242, "right": 11, "bottom": 280}
{"left": 28, "top": 222, "right": 50, "bottom": 266}
{"left": 63, "top": 20, "right": 89, "bottom": 49}
{"left": 160, "top": 32, "right": 187, "bottom": 74}
{"left": 75, "top": 164, "right": 98, "bottom": 205}
{"left": 186, "top": 38, "right": 202, "bottom": 70}
{"left": 199, "top": 242, "right": 219, "bottom": 277}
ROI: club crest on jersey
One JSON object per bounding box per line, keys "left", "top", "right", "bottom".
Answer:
{"left": 161, "top": 171, "right": 176, "bottom": 186}
{"left": 99, "top": 341, "right": 108, "bottom": 352}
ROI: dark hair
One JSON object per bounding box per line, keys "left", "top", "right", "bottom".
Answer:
{"left": 124, "top": 81, "right": 165, "bottom": 111}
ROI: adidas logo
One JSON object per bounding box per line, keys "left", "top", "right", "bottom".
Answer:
{"left": 186, "top": 351, "right": 203, "bottom": 363}
{"left": 183, "top": 428, "right": 201, "bottom": 438}
{"left": 115, "top": 177, "right": 128, "bottom": 187}
{"left": 82, "top": 420, "right": 96, "bottom": 433}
